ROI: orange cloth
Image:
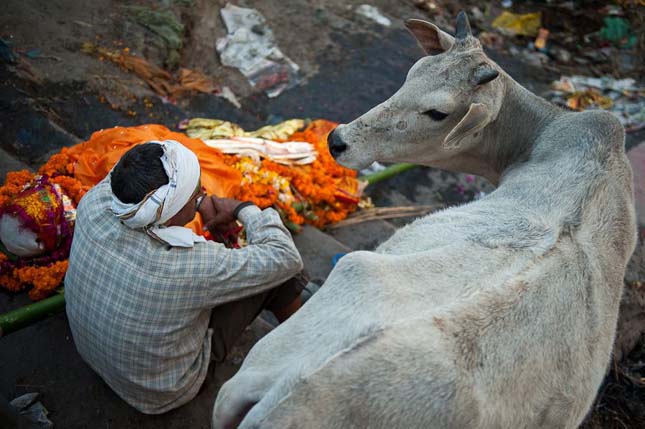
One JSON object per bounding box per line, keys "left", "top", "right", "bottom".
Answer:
{"left": 65, "top": 124, "right": 242, "bottom": 235}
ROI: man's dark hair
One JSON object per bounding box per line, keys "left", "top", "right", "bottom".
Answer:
{"left": 111, "top": 143, "right": 169, "bottom": 203}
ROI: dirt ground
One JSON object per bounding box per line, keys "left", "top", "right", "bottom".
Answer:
{"left": 1, "top": 0, "right": 644, "bottom": 427}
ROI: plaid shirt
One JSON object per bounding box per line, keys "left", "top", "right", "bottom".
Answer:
{"left": 65, "top": 179, "right": 303, "bottom": 414}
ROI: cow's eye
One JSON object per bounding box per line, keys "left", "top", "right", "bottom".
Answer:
{"left": 423, "top": 109, "right": 449, "bottom": 121}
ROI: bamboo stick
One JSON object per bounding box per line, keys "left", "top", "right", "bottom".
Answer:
{"left": 0, "top": 292, "right": 65, "bottom": 337}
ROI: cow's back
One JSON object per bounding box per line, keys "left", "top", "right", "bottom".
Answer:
{"left": 229, "top": 232, "right": 620, "bottom": 428}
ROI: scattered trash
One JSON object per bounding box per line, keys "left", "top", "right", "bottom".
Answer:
{"left": 122, "top": 5, "right": 184, "bottom": 68}
{"left": 73, "top": 20, "right": 93, "bottom": 28}
{"left": 565, "top": 90, "right": 613, "bottom": 111}
{"left": 455, "top": 183, "right": 465, "bottom": 195}
{"left": 478, "top": 32, "right": 505, "bottom": 50}
{"left": 550, "top": 46, "right": 572, "bottom": 64}
{"left": 81, "top": 43, "right": 236, "bottom": 105}
{"left": 332, "top": 252, "right": 347, "bottom": 267}
{"left": 470, "top": 6, "right": 485, "bottom": 24}
{"left": 312, "top": 7, "right": 329, "bottom": 25}
{"left": 355, "top": 5, "right": 391, "bottom": 27}
{"left": 412, "top": 0, "right": 442, "bottom": 15}
{"left": 25, "top": 49, "right": 41, "bottom": 59}
{"left": 492, "top": 11, "right": 542, "bottom": 37}
{"left": 0, "top": 38, "right": 17, "bottom": 63}
{"left": 359, "top": 161, "right": 387, "bottom": 176}
{"left": 216, "top": 3, "right": 300, "bottom": 98}
{"left": 83, "top": 42, "right": 173, "bottom": 97}
{"left": 10, "top": 393, "right": 53, "bottom": 428}
{"left": 0, "top": 38, "right": 42, "bottom": 84}
{"left": 501, "top": 0, "right": 513, "bottom": 9}
{"left": 599, "top": 15, "right": 636, "bottom": 49}
{"left": 520, "top": 48, "right": 549, "bottom": 68}
{"left": 549, "top": 75, "right": 645, "bottom": 133}
{"left": 553, "top": 75, "right": 640, "bottom": 94}
{"left": 218, "top": 85, "right": 241, "bottom": 109}
{"left": 601, "top": 5, "right": 625, "bottom": 16}
{"left": 534, "top": 28, "right": 549, "bottom": 51}
{"left": 176, "top": 67, "right": 218, "bottom": 95}
{"left": 358, "top": 196, "right": 374, "bottom": 209}
{"left": 10, "top": 393, "right": 41, "bottom": 412}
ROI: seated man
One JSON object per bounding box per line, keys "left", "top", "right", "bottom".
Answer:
{"left": 65, "top": 141, "right": 305, "bottom": 414}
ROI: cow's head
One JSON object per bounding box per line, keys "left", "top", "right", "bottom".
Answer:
{"left": 329, "top": 12, "right": 504, "bottom": 171}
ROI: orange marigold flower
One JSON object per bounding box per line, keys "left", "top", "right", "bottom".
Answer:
{"left": 51, "top": 175, "right": 86, "bottom": 204}
{"left": 0, "top": 272, "right": 26, "bottom": 292}
{"left": 14, "top": 260, "right": 68, "bottom": 301}
{"left": 226, "top": 120, "right": 359, "bottom": 227}
{"left": 3, "top": 170, "right": 33, "bottom": 187}
{"left": 39, "top": 152, "right": 73, "bottom": 177}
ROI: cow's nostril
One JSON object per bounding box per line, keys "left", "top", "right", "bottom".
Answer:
{"left": 327, "top": 130, "right": 348, "bottom": 158}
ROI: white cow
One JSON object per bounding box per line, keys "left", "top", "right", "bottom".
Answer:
{"left": 212, "top": 12, "right": 637, "bottom": 428}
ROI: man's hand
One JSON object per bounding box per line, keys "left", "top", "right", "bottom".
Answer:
{"left": 197, "top": 194, "right": 216, "bottom": 225}
{"left": 201, "top": 196, "right": 245, "bottom": 234}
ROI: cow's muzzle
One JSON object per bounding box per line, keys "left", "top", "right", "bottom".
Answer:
{"left": 327, "top": 129, "right": 348, "bottom": 159}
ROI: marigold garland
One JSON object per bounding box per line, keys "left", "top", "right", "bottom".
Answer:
{"left": 0, "top": 119, "right": 360, "bottom": 300}
{"left": 50, "top": 175, "right": 87, "bottom": 204}
{"left": 1, "top": 167, "right": 83, "bottom": 300}
{"left": 0, "top": 273, "right": 23, "bottom": 292}
{"left": 38, "top": 150, "right": 75, "bottom": 177}
{"left": 0, "top": 170, "right": 33, "bottom": 208}
{"left": 227, "top": 120, "right": 360, "bottom": 227}
{"left": 17, "top": 261, "right": 69, "bottom": 301}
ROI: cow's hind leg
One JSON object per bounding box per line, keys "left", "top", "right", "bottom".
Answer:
{"left": 238, "top": 321, "right": 476, "bottom": 429}
{"left": 212, "top": 370, "right": 275, "bottom": 429}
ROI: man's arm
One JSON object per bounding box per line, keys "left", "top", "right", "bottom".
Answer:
{"left": 194, "top": 200, "right": 304, "bottom": 307}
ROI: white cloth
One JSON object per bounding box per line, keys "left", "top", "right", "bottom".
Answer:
{"left": 110, "top": 140, "right": 206, "bottom": 247}
{"left": 0, "top": 213, "right": 45, "bottom": 257}
{"left": 203, "top": 136, "right": 317, "bottom": 165}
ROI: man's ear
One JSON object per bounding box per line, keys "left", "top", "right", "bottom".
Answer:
{"left": 405, "top": 19, "right": 455, "bottom": 55}
{"left": 443, "top": 103, "right": 491, "bottom": 150}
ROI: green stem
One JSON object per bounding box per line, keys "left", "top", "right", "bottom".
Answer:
{"left": 358, "top": 163, "right": 417, "bottom": 185}
{"left": 0, "top": 293, "right": 65, "bottom": 337}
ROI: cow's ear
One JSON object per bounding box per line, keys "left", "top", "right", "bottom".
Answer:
{"left": 405, "top": 19, "right": 455, "bottom": 56}
{"left": 443, "top": 103, "right": 491, "bottom": 149}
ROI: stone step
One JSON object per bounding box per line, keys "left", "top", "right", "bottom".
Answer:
{"left": 327, "top": 219, "right": 397, "bottom": 251}
{"left": 292, "top": 225, "right": 352, "bottom": 284}
{"left": 9, "top": 113, "right": 82, "bottom": 165}
{"left": 0, "top": 147, "right": 33, "bottom": 184}
{"left": 0, "top": 83, "right": 82, "bottom": 165}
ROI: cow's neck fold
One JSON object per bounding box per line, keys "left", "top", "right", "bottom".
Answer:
{"left": 478, "top": 75, "right": 560, "bottom": 185}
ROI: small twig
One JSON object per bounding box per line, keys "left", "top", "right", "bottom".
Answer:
{"left": 327, "top": 205, "right": 442, "bottom": 229}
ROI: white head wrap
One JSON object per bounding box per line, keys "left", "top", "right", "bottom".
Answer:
{"left": 110, "top": 140, "right": 206, "bottom": 247}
